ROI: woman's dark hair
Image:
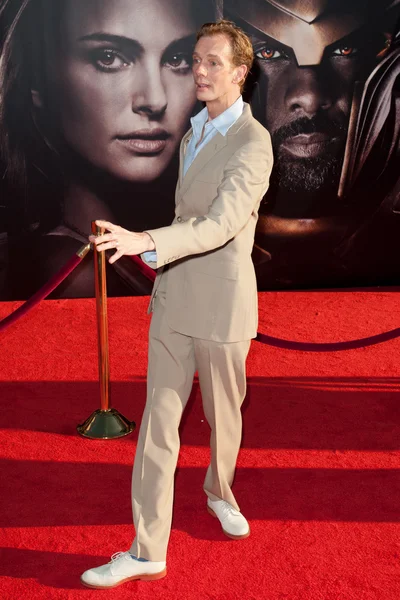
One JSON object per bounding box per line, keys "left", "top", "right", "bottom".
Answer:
{"left": 0, "top": 1, "right": 65, "bottom": 183}
{"left": 0, "top": 0, "right": 66, "bottom": 229}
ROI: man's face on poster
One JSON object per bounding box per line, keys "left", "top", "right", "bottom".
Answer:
{"left": 247, "top": 26, "right": 382, "bottom": 217}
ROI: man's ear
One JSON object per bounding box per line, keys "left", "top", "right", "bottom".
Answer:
{"left": 234, "top": 64, "right": 248, "bottom": 85}
{"left": 31, "top": 89, "right": 43, "bottom": 108}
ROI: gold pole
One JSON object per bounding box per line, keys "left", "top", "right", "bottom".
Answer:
{"left": 77, "top": 222, "right": 135, "bottom": 439}
{"left": 93, "top": 221, "right": 111, "bottom": 411}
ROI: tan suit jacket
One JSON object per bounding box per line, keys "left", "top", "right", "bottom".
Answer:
{"left": 143, "top": 103, "right": 273, "bottom": 343}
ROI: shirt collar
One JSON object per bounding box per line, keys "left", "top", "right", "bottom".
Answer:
{"left": 190, "top": 96, "right": 244, "bottom": 139}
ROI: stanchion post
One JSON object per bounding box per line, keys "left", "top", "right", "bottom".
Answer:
{"left": 93, "top": 221, "right": 111, "bottom": 411}
{"left": 77, "top": 222, "right": 135, "bottom": 439}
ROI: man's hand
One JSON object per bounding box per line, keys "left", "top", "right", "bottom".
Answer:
{"left": 89, "top": 220, "right": 155, "bottom": 265}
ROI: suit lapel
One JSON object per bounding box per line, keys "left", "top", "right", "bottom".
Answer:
{"left": 175, "top": 129, "right": 192, "bottom": 204}
{"left": 179, "top": 132, "right": 228, "bottom": 197}
{"left": 178, "top": 128, "right": 192, "bottom": 186}
{"left": 176, "top": 103, "right": 253, "bottom": 200}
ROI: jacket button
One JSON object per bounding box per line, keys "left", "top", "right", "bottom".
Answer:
{"left": 177, "top": 216, "right": 182, "bottom": 222}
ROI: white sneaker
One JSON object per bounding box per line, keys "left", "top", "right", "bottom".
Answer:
{"left": 80, "top": 551, "right": 166, "bottom": 589}
{"left": 207, "top": 498, "right": 250, "bottom": 539}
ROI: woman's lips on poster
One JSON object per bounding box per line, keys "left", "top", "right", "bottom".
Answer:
{"left": 281, "top": 133, "right": 340, "bottom": 158}
{"left": 116, "top": 129, "right": 171, "bottom": 154}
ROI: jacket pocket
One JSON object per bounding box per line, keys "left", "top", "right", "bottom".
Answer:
{"left": 192, "top": 259, "right": 239, "bottom": 280}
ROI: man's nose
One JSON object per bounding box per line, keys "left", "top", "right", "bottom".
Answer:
{"left": 132, "top": 63, "right": 168, "bottom": 117}
{"left": 285, "top": 67, "right": 333, "bottom": 116}
{"left": 193, "top": 61, "right": 207, "bottom": 78}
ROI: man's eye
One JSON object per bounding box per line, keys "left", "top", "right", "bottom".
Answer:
{"left": 255, "top": 48, "right": 284, "bottom": 61}
{"left": 332, "top": 46, "right": 358, "bottom": 57}
{"left": 92, "top": 49, "right": 129, "bottom": 71}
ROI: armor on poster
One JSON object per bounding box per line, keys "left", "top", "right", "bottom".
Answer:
{"left": 224, "top": 0, "right": 400, "bottom": 288}
{"left": 0, "top": 0, "right": 399, "bottom": 298}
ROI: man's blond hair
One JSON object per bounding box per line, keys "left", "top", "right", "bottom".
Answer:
{"left": 197, "top": 19, "right": 254, "bottom": 92}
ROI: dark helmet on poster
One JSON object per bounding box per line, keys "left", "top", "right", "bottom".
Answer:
{"left": 220, "top": 0, "right": 400, "bottom": 284}
{"left": 222, "top": 0, "right": 398, "bottom": 66}
{"left": 222, "top": 0, "right": 400, "bottom": 198}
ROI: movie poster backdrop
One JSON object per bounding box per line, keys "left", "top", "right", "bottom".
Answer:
{"left": 0, "top": 0, "right": 399, "bottom": 299}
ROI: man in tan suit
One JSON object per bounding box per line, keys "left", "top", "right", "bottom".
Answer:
{"left": 81, "top": 20, "right": 273, "bottom": 589}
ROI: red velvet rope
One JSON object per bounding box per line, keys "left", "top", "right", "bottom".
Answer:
{"left": 0, "top": 243, "right": 91, "bottom": 334}
{"left": 2, "top": 248, "right": 399, "bottom": 351}
{"left": 256, "top": 329, "right": 400, "bottom": 352}
{"left": 131, "top": 257, "right": 400, "bottom": 352}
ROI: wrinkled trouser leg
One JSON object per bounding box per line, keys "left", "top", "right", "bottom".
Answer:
{"left": 130, "top": 293, "right": 251, "bottom": 560}
{"left": 130, "top": 290, "right": 195, "bottom": 561}
{"left": 194, "top": 338, "right": 251, "bottom": 512}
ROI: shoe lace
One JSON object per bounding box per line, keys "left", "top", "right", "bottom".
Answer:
{"left": 219, "top": 501, "right": 239, "bottom": 520}
{"left": 109, "top": 551, "right": 129, "bottom": 563}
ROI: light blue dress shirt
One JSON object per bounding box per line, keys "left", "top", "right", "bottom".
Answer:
{"left": 144, "top": 96, "right": 244, "bottom": 264}
{"left": 183, "top": 95, "right": 244, "bottom": 176}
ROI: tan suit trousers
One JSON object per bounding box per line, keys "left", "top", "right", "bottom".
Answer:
{"left": 129, "top": 283, "right": 250, "bottom": 561}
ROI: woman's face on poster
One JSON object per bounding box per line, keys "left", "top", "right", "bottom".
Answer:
{"left": 35, "top": 0, "right": 198, "bottom": 182}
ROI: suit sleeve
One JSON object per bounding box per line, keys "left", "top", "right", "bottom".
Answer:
{"left": 145, "top": 137, "right": 272, "bottom": 268}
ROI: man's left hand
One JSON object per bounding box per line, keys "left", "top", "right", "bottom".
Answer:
{"left": 89, "top": 220, "right": 155, "bottom": 264}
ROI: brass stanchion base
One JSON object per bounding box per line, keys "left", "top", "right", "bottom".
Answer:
{"left": 77, "top": 408, "right": 135, "bottom": 439}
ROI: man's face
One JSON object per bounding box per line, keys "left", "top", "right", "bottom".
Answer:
{"left": 192, "top": 34, "right": 240, "bottom": 106}
{"left": 250, "top": 28, "right": 379, "bottom": 213}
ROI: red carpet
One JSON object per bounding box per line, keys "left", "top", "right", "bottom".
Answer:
{"left": 0, "top": 290, "right": 399, "bottom": 599}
